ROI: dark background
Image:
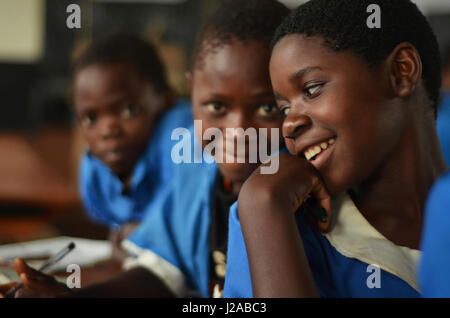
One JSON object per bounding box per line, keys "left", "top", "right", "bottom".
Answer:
{"left": 0, "top": 0, "right": 449, "bottom": 131}
{"left": 0, "top": 0, "right": 221, "bottom": 131}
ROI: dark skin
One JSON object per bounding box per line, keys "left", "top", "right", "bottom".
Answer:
{"left": 75, "top": 62, "right": 172, "bottom": 263}
{"left": 75, "top": 61, "right": 171, "bottom": 185}
{"left": 0, "top": 39, "right": 283, "bottom": 298}
{"left": 0, "top": 259, "right": 173, "bottom": 298}
{"left": 187, "top": 39, "right": 284, "bottom": 194}
{"left": 0, "top": 62, "right": 176, "bottom": 298}
{"left": 238, "top": 34, "right": 448, "bottom": 297}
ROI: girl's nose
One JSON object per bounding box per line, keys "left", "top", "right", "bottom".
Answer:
{"left": 227, "top": 111, "right": 247, "bottom": 131}
{"left": 282, "top": 108, "right": 311, "bottom": 141}
{"left": 99, "top": 115, "right": 122, "bottom": 139}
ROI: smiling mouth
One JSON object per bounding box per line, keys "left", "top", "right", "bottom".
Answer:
{"left": 303, "top": 137, "right": 335, "bottom": 161}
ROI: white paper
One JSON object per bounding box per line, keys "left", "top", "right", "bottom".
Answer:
{"left": 0, "top": 236, "right": 112, "bottom": 272}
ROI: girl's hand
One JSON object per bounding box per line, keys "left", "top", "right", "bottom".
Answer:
{"left": 0, "top": 258, "right": 71, "bottom": 298}
{"left": 109, "top": 221, "right": 140, "bottom": 262}
{"left": 236, "top": 152, "right": 332, "bottom": 297}
{"left": 239, "top": 152, "right": 332, "bottom": 232}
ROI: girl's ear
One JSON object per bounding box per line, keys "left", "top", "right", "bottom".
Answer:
{"left": 185, "top": 71, "right": 193, "bottom": 91}
{"left": 387, "top": 42, "right": 422, "bottom": 100}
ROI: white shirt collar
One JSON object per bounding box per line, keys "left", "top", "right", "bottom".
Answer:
{"left": 324, "top": 193, "right": 421, "bottom": 292}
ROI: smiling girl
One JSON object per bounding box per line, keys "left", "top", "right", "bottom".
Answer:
{"left": 224, "top": 0, "right": 448, "bottom": 298}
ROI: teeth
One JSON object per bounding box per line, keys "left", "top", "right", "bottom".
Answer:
{"left": 313, "top": 146, "right": 321, "bottom": 155}
{"left": 305, "top": 150, "right": 312, "bottom": 161}
{"left": 303, "top": 137, "right": 336, "bottom": 161}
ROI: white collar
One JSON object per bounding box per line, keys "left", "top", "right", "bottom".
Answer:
{"left": 324, "top": 193, "right": 421, "bottom": 292}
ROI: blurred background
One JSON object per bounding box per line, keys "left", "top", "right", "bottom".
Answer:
{"left": 0, "top": 0, "right": 449, "bottom": 244}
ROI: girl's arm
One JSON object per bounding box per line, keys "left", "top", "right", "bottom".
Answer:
{"left": 68, "top": 267, "right": 175, "bottom": 298}
{"left": 0, "top": 258, "right": 175, "bottom": 298}
{"left": 237, "top": 153, "right": 331, "bottom": 297}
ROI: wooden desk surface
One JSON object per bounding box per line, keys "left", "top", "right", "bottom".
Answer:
{"left": 0, "top": 131, "right": 119, "bottom": 289}
{"left": 0, "top": 133, "right": 79, "bottom": 209}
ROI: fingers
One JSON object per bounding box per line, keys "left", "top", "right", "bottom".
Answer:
{"left": 121, "top": 221, "right": 140, "bottom": 238}
{"left": 18, "top": 266, "right": 57, "bottom": 290}
{"left": 310, "top": 175, "right": 333, "bottom": 233}
{"left": 14, "top": 258, "right": 41, "bottom": 280}
{"left": 19, "top": 272, "right": 50, "bottom": 291}
{"left": 14, "top": 287, "right": 36, "bottom": 298}
{"left": 0, "top": 282, "right": 18, "bottom": 297}
{"left": 14, "top": 258, "right": 58, "bottom": 291}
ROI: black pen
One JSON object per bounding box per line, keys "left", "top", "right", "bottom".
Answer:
{"left": 4, "top": 242, "right": 76, "bottom": 298}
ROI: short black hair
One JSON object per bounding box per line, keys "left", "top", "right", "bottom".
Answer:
{"left": 272, "top": 0, "right": 442, "bottom": 115}
{"left": 73, "top": 34, "right": 170, "bottom": 93}
{"left": 192, "top": 0, "right": 289, "bottom": 70}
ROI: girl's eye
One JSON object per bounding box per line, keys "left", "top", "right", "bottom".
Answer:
{"left": 80, "top": 113, "right": 96, "bottom": 128}
{"left": 279, "top": 107, "right": 290, "bottom": 117}
{"left": 304, "top": 84, "right": 323, "bottom": 98}
{"left": 205, "top": 102, "right": 226, "bottom": 114}
{"left": 257, "top": 104, "right": 278, "bottom": 117}
{"left": 121, "top": 105, "right": 139, "bottom": 119}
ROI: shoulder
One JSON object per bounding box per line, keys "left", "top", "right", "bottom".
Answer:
{"left": 79, "top": 151, "right": 109, "bottom": 182}
{"left": 172, "top": 160, "right": 217, "bottom": 208}
{"left": 79, "top": 151, "right": 94, "bottom": 173}
{"left": 158, "top": 99, "right": 193, "bottom": 131}
{"left": 421, "top": 172, "right": 450, "bottom": 239}
{"left": 141, "top": 100, "right": 193, "bottom": 166}
{"left": 223, "top": 201, "right": 253, "bottom": 298}
{"left": 419, "top": 172, "right": 450, "bottom": 297}
{"left": 437, "top": 94, "right": 450, "bottom": 124}
{"left": 149, "top": 100, "right": 193, "bottom": 153}
{"left": 425, "top": 171, "right": 450, "bottom": 218}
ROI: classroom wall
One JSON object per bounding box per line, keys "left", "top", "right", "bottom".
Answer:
{"left": 0, "top": 0, "right": 219, "bottom": 131}
{"left": 0, "top": 0, "right": 45, "bottom": 64}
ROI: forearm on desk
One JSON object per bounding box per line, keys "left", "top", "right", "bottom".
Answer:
{"left": 66, "top": 267, "right": 175, "bottom": 298}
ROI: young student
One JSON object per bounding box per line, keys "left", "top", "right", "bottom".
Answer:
{"left": 224, "top": 0, "right": 448, "bottom": 298}
{"left": 74, "top": 34, "right": 192, "bottom": 258}
{"left": 116, "top": 0, "right": 288, "bottom": 298}
{"left": 418, "top": 171, "right": 450, "bottom": 297}
{"left": 0, "top": 0, "right": 288, "bottom": 298}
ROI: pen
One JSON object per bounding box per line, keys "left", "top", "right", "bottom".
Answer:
{"left": 4, "top": 242, "right": 76, "bottom": 298}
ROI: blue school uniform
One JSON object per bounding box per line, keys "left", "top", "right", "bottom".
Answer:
{"left": 224, "top": 193, "right": 421, "bottom": 298}
{"left": 121, "top": 128, "right": 283, "bottom": 297}
{"left": 437, "top": 92, "right": 450, "bottom": 165}
{"left": 79, "top": 100, "right": 192, "bottom": 227}
{"left": 418, "top": 171, "right": 450, "bottom": 297}
{"left": 121, "top": 125, "right": 218, "bottom": 297}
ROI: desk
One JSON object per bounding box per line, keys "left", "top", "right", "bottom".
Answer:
{"left": 0, "top": 132, "right": 81, "bottom": 242}
{"left": 0, "top": 133, "right": 78, "bottom": 209}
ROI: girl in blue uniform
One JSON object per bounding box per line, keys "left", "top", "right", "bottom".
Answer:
{"left": 0, "top": 0, "right": 288, "bottom": 298}
{"left": 74, "top": 34, "right": 192, "bottom": 259}
{"left": 224, "top": 0, "right": 448, "bottom": 298}
{"left": 121, "top": 0, "right": 288, "bottom": 298}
